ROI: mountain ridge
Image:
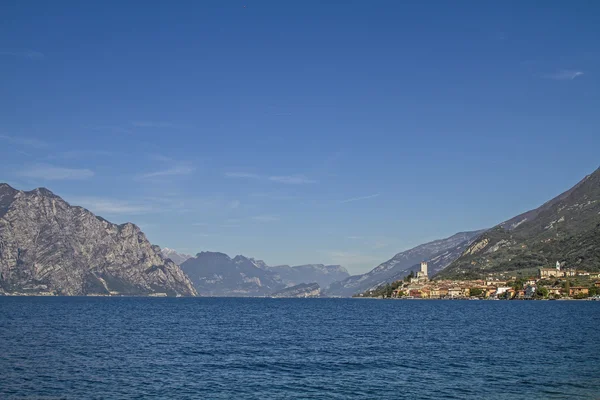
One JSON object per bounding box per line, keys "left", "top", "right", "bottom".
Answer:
{"left": 325, "top": 230, "right": 485, "bottom": 297}
{"left": 0, "top": 184, "right": 197, "bottom": 296}
{"left": 180, "top": 252, "right": 349, "bottom": 296}
{"left": 437, "top": 167, "right": 600, "bottom": 279}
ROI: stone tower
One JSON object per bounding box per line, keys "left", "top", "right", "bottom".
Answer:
{"left": 420, "top": 261, "right": 428, "bottom": 277}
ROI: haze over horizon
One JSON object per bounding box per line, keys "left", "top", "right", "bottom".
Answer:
{"left": 1, "top": 1, "right": 599, "bottom": 274}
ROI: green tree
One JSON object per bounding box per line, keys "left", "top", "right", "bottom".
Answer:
{"left": 469, "top": 288, "right": 483, "bottom": 297}
{"left": 536, "top": 287, "right": 549, "bottom": 298}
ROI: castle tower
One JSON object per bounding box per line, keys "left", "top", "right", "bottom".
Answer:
{"left": 420, "top": 261, "right": 428, "bottom": 277}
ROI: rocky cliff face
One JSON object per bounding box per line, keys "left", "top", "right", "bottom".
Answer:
{"left": 325, "top": 230, "right": 485, "bottom": 297}
{"left": 0, "top": 184, "right": 197, "bottom": 296}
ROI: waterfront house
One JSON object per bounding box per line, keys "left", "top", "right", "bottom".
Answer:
{"left": 547, "top": 287, "right": 562, "bottom": 296}
{"left": 496, "top": 287, "right": 512, "bottom": 296}
{"left": 448, "top": 287, "right": 462, "bottom": 298}
{"left": 569, "top": 287, "right": 589, "bottom": 297}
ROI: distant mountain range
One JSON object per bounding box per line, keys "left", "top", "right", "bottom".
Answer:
{"left": 0, "top": 184, "right": 196, "bottom": 296}
{"left": 180, "top": 252, "right": 349, "bottom": 296}
{"left": 160, "top": 248, "right": 193, "bottom": 265}
{"left": 438, "top": 167, "right": 600, "bottom": 279}
{"left": 325, "top": 231, "right": 484, "bottom": 297}
{"left": 266, "top": 263, "right": 349, "bottom": 289}
{"left": 271, "top": 282, "right": 321, "bottom": 298}
{"left": 3, "top": 167, "right": 597, "bottom": 297}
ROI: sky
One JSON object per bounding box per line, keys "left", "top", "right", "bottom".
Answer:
{"left": 1, "top": 1, "right": 599, "bottom": 274}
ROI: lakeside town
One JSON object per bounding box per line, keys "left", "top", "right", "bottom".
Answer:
{"left": 357, "top": 261, "right": 600, "bottom": 300}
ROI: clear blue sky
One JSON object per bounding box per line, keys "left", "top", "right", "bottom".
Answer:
{"left": 1, "top": 1, "right": 599, "bottom": 274}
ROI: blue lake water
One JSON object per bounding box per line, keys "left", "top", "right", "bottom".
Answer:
{"left": 0, "top": 297, "right": 599, "bottom": 399}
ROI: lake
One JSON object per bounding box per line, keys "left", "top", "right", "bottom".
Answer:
{"left": 1, "top": 297, "right": 598, "bottom": 399}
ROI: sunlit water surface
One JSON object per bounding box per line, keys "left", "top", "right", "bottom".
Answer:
{"left": 1, "top": 297, "right": 598, "bottom": 399}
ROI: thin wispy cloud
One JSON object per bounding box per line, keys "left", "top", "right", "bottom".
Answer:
{"left": 18, "top": 164, "right": 94, "bottom": 181}
{"left": 226, "top": 172, "right": 316, "bottom": 184}
{"left": 86, "top": 125, "right": 133, "bottom": 135}
{"left": 542, "top": 70, "right": 584, "bottom": 80}
{"left": 49, "top": 150, "right": 114, "bottom": 160}
{"left": 251, "top": 215, "right": 280, "bottom": 222}
{"left": 229, "top": 200, "right": 241, "bottom": 209}
{"left": 0, "top": 134, "right": 48, "bottom": 148}
{"left": 139, "top": 165, "right": 195, "bottom": 179}
{"left": 250, "top": 192, "right": 296, "bottom": 200}
{"left": 340, "top": 193, "right": 380, "bottom": 203}
{"left": 0, "top": 49, "right": 44, "bottom": 60}
{"left": 148, "top": 154, "right": 174, "bottom": 163}
{"left": 225, "top": 172, "right": 261, "bottom": 179}
{"left": 68, "top": 197, "right": 153, "bottom": 215}
{"left": 268, "top": 175, "right": 317, "bottom": 184}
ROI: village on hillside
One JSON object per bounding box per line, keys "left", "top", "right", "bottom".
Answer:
{"left": 357, "top": 261, "right": 600, "bottom": 300}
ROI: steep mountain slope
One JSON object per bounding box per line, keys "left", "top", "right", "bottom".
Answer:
{"left": 160, "top": 248, "right": 193, "bottom": 265}
{"left": 267, "top": 264, "right": 349, "bottom": 288}
{"left": 325, "top": 230, "right": 484, "bottom": 297}
{"left": 438, "top": 167, "right": 600, "bottom": 279}
{"left": 0, "top": 184, "right": 197, "bottom": 296}
{"left": 180, "top": 252, "right": 285, "bottom": 296}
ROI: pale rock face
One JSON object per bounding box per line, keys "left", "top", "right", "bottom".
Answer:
{"left": 0, "top": 184, "right": 197, "bottom": 296}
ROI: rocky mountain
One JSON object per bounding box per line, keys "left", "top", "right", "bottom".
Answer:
{"left": 271, "top": 282, "right": 321, "bottom": 298}
{"left": 180, "top": 252, "right": 285, "bottom": 296}
{"left": 267, "top": 264, "right": 349, "bottom": 288}
{"left": 0, "top": 184, "right": 197, "bottom": 296}
{"left": 325, "top": 230, "right": 485, "bottom": 297}
{"left": 179, "top": 252, "right": 350, "bottom": 296}
{"left": 160, "top": 248, "right": 193, "bottom": 266}
{"left": 438, "top": 167, "right": 600, "bottom": 279}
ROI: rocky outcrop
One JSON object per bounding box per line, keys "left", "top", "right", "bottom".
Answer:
{"left": 271, "top": 282, "right": 320, "bottom": 298}
{"left": 0, "top": 184, "right": 197, "bottom": 296}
